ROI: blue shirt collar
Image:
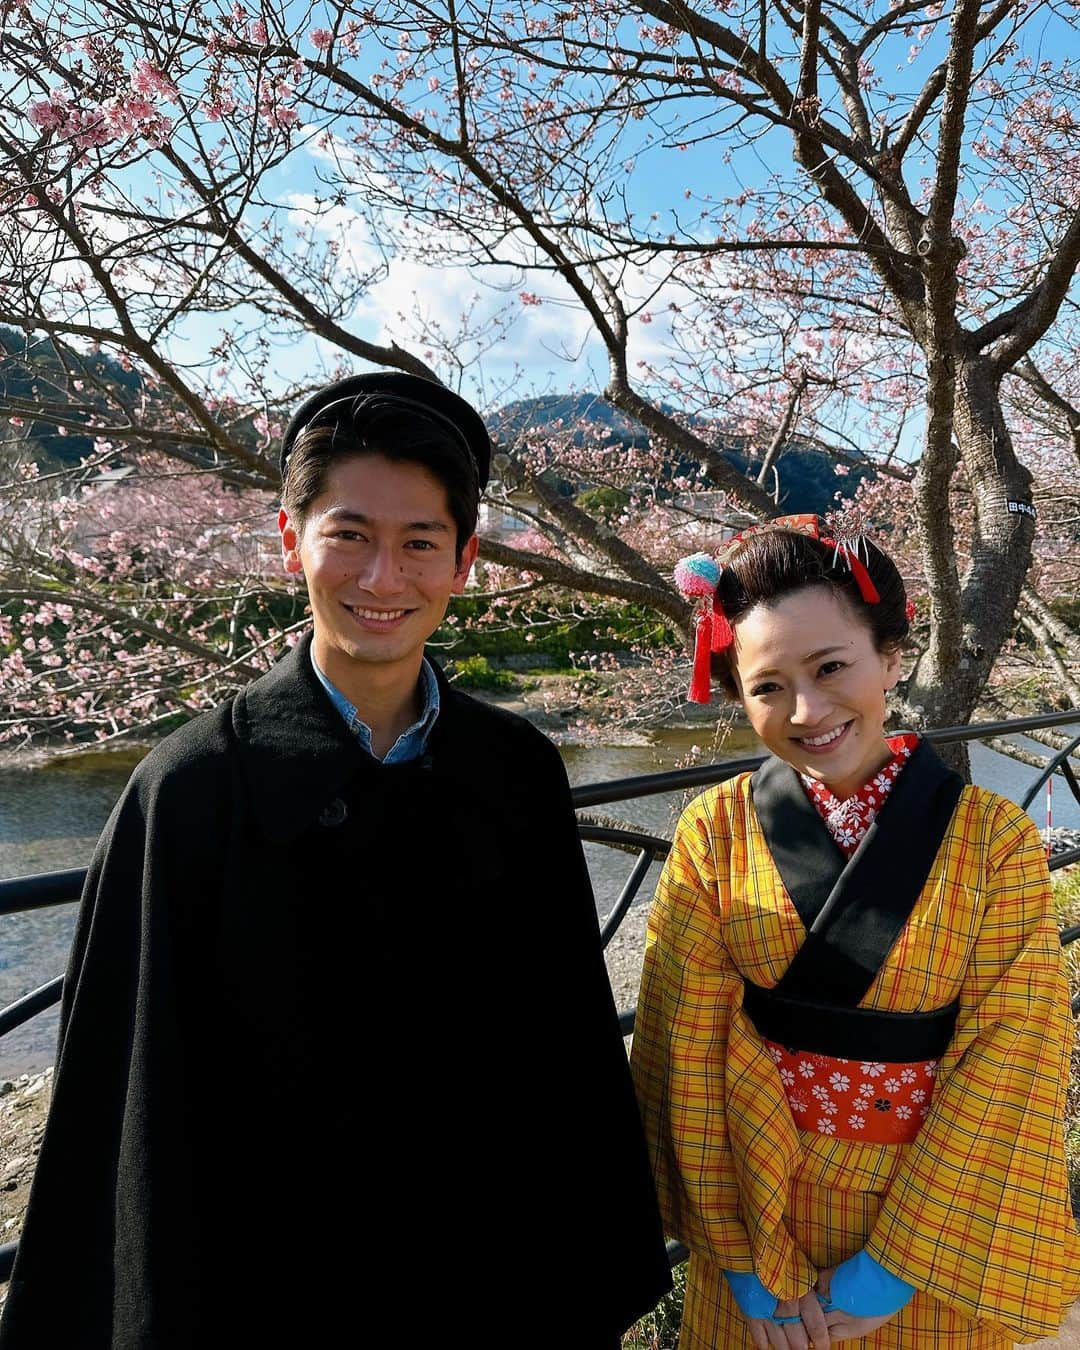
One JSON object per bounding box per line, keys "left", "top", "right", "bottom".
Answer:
{"left": 309, "top": 647, "right": 441, "bottom": 764}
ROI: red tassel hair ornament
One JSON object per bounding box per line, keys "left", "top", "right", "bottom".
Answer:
{"left": 689, "top": 609, "right": 714, "bottom": 703}
{"left": 674, "top": 552, "right": 726, "bottom": 704}
{"left": 711, "top": 595, "right": 734, "bottom": 652}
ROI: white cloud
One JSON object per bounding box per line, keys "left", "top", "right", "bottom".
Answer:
{"left": 282, "top": 152, "right": 767, "bottom": 407}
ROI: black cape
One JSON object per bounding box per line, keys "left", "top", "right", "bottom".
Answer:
{"left": 0, "top": 635, "right": 670, "bottom": 1348}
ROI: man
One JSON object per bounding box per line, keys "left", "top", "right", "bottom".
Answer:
{"left": 0, "top": 373, "right": 670, "bottom": 1348}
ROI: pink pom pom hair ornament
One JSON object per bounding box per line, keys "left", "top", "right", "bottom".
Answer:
{"left": 673, "top": 515, "right": 886, "bottom": 705}
{"left": 672, "top": 552, "right": 721, "bottom": 598}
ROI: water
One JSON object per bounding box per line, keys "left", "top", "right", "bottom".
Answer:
{"left": 1, "top": 729, "right": 1076, "bottom": 1077}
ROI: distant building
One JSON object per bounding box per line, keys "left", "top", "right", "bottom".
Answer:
{"left": 478, "top": 486, "right": 535, "bottom": 541}
{"left": 670, "top": 489, "right": 755, "bottom": 534}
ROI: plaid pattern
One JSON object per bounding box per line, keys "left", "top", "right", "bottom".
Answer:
{"left": 681, "top": 1217, "right": 1013, "bottom": 1349}
{"left": 631, "top": 774, "right": 1080, "bottom": 1344}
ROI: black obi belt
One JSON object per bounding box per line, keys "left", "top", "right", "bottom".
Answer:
{"left": 741, "top": 979, "right": 958, "bottom": 1062}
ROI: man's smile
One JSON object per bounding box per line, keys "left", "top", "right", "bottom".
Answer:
{"left": 344, "top": 602, "right": 415, "bottom": 626}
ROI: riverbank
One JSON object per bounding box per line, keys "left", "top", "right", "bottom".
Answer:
{"left": 0, "top": 1068, "right": 49, "bottom": 1315}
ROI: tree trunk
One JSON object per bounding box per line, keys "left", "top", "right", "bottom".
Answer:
{"left": 906, "top": 355, "right": 1036, "bottom": 777}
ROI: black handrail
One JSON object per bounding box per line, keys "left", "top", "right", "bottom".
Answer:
{"left": 0, "top": 868, "right": 85, "bottom": 918}
{"left": 0, "top": 978, "right": 64, "bottom": 1040}
{"left": 1, "top": 710, "right": 1078, "bottom": 1045}
{"left": 1021, "top": 734, "right": 1080, "bottom": 811}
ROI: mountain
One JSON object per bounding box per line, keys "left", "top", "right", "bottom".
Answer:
{"left": 0, "top": 326, "right": 143, "bottom": 469}
{"left": 489, "top": 392, "right": 872, "bottom": 516}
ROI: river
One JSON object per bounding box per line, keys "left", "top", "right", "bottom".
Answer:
{"left": 1, "top": 726, "right": 1076, "bottom": 1077}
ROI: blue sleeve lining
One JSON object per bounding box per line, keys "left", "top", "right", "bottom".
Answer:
{"left": 723, "top": 1270, "right": 778, "bottom": 1320}
{"left": 723, "top": 1251, "right": 914, "bottom": 1324}
{"left": 823, "top": 1250, "right": 915, "bottom": 1317}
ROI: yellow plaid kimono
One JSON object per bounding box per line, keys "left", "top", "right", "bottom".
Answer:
{"left": 631, "top": 771, "right": 1080, "bottom": 1347}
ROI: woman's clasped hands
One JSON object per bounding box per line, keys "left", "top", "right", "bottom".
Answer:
{"left": 745, "top": 1289, "right": 831, "bottom": 1350}
{"left": 730, "top": 1257, "right": 909, "bottom": 1349}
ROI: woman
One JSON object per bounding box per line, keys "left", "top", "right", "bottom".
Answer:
{"left": 631, "top": 515, "right": 1079, "bottom": 1348}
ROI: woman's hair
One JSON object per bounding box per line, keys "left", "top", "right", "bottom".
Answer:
{"left": 281, "top": 403, "right": 480, "bottom": 560}
{"left": 711, "top": 529, "right": 909, "bottom": 698}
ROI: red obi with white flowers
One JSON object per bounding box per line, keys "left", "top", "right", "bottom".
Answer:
{"left": 763, "top": 1044, "right": 937, "bottom": 1143}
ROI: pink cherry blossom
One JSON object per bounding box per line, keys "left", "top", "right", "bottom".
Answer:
{"left": 28, "top": 99, "right": 64, "bottom": 130}
{"left": 131, "top": 58, "right": 180, "bottom": 102}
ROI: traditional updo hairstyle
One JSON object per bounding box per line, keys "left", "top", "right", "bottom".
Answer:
{"left": 709, "top": 529, "right": 910, "bottom": 700}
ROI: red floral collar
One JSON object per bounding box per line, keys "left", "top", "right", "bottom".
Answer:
{"left": 800, "top": 734, "right": 920, "bottom": 856}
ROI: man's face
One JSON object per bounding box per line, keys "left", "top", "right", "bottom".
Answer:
{"left": 279, "top": 453, "right": 478, "bottom": 690}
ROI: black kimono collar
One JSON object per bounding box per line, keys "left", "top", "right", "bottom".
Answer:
{"left": 233, "top": 632, "right": 460, "bottom": 843}
{"left": 750, "top": 739, "right": 965, "bottom": 1006}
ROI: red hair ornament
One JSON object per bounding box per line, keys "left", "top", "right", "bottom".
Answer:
{"left": 819, "top": 536, "right": 880, "bottom": 605}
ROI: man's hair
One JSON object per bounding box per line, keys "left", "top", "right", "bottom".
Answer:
{"left": 281, "top": 402, "right": 480, "bottom": 560}
{"left": 711, "top": 529, "right": 910, "bottom": 698}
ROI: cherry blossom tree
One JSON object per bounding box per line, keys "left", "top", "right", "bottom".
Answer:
{"left": 0, "top": 449, "right": 305, "bottom": 745}
{"left": 0, "top": 0, "right": 1078, "bottom": 753}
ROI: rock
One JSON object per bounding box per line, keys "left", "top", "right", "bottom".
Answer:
{"left": 1043, "top": 827, "right": 1080, "bottom": 860}
{"left": 0, "top": 1082, "right": 13, "bottom": 1097}
{"left": 0, "top": 1158, "right": 27, "bottom": 1183}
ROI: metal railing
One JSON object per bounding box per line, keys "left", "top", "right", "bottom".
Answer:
{"left": 1, "top": 709, "right": 1078, "bottom": 1285}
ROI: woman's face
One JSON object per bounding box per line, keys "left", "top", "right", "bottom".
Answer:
{"left": 731, "top": 585, "right": 903, "bottom": 799}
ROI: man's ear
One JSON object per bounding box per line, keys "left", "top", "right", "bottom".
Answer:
{"left": 452, "top": 534, "right": 480, "bottom": 594}
{"left": 279, "top": 507, "right": 304, "bottom": 575}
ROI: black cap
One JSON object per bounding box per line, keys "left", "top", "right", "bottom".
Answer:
{"left": 279, "top": 371, "right": 491, "bottom": 489}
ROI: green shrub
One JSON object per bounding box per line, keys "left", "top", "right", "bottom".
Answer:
{"left": 446, "top": 654, "right": 519, "bottom": 691}
{"left": 436, "top": 598, "right": 680, "bottom": 666}
{"left": 622, "top": 1261, "right": 686, "bottom": 1349}
{"left": 575, "top": 485, "right": 631, "bottom": 520}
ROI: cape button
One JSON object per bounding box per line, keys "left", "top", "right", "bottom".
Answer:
{"left": 318, "top": 798, "right": 348, "bottom": 828}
